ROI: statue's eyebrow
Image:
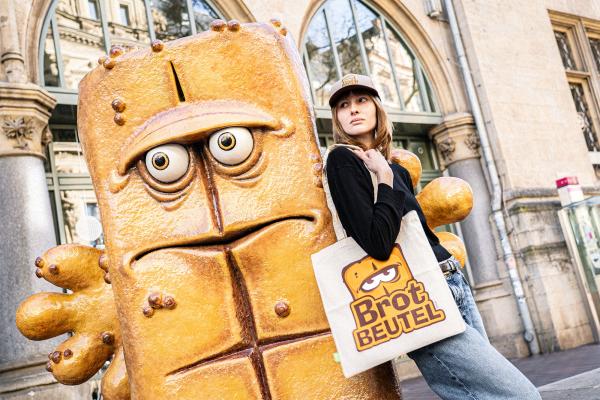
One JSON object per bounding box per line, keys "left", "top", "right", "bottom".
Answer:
{"left": 117, "top": 100, "right": 279, "bottom": 175}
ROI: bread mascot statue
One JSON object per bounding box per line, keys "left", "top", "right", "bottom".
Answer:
{"left": 16, "top": 19, "right": 472, "bottom": 400}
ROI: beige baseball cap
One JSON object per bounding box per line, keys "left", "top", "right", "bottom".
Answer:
{"left": 328, "top": 73, "right": 380, "bottom": 107}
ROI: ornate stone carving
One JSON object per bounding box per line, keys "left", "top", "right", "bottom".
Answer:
{"left": 437, "top": 137, "right": 456, "bottom": 162}
{"left": 465, "top": 132, "right": 481, "bottom": 151}
{"left": 2, "top": 117, "right": 35, "bottom": 150}
{"left": 0, "top": 82, "right": 56, "bottom": 159}
{"left": 429, "top": 113, "right": 479, "bottom": 169}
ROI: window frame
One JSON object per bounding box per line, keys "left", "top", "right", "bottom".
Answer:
{"left": 569, "top": 77, "right": 600, "bottom": 153}
{"left": 553, "top": 23, "right": 585, "bottom": 71}
{"left": 305, "top": 0, "right": 444, "bottom": 189}
{"left": 119, "top": 3, "right": 131, "bottom": 26}
{"left": 45, "top": 122, "right": 95, "bottom": 245}
{"left": 587, "top": 27, "right": 600, "bottom": 74}
{"left": 302, "top": 0, "right": 441, "bottom": 122}
{"left": 88, "top": 0, "right": 100, "bottom": 20}
{"left": 551, "top": 11, "right": 600, "bottom": 166}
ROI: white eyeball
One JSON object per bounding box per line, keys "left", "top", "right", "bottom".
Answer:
{"left": 208, "top": 127, "right": 254, "bottom": 166}
{"left": 361, "top": 277, "right": 380, "bottom": 292}
{"left": 144, "top": 144, "right": 189, "bottom": 183}
{"left": 360, "top": 265, "right": 398, "bottom": 292}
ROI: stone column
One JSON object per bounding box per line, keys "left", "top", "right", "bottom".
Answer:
{"left": 0, "top": 81, "right": 63, "bottom": 396}
{"left": 430, "top": 113, "right": 530, "bottom": 356}
{"left": 430, "top": 112, "right": 501, "bottom": 286}
{"left": 0, "top": 1, "right": 98, "bottom": 396}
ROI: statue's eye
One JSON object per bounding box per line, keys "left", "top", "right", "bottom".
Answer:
{"left": 144, "top": 144, "right": 189, "bottom": 183}
{"left": 208, "top": 127, "right": 254, "bottom": 165}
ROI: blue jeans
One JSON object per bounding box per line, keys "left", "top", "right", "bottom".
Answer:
{"left": 407, "top": 265, "right": 541, "bottom": 400}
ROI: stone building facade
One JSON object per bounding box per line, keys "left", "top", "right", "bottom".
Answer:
{"left": 1, "top": 0, "right": 600, "bottom": 397}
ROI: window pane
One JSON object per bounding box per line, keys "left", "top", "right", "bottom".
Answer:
{"left": 554, "top": 31, "right": 576, "bottom": 70}
{"left": 324, "top": 0, "right": 366, "bottom": 76}
{"left": 304, "top": 10, "right": 338, "bottom": 107}
{"left": 424, "top": 74, "right": 437, "bottom": 112}
{"left": 88, "top": 0, "right": 99, "bottom": 20}
{"left": 385, "top": 22, "right": 423, "bottom": 111}
{"left": 53, "top": 141, "right": 90, "bottom": 174}
{"left": 315, "top": 119, "right": 333, "bottom": 149}
{"left": 51, "top": 126, "right": 77, "bottom": 143}
{"left": 43, "top": 22, "right": 59, "bottom": 87}
{"left": 107, "top": 0, "right": 151, "bottom": 48}
{"left": 119, "top": 5, "right": 130, "bottom": 25}
{"left": 392, "top": 138, "right": 407, "bottom": 149}
{"left": 56, "top": 0, "right": 106, "bottom": 90}
{"left": 151, "top": 0, "right": 192, "bottom": 40}
{"left": 49, "top": 127, "right": 89, "bottom": 175}
{"left": 570, "top": 82, "right": 599, "bottom": 151}
{"left": 590, "top": 37, "right": 600, "bottom": 73}
{"left": 408, "top": 140, "right": 434, "bottom": 170}
{"left": 192, "top": 0, "right": 219, "bottom": 32}
{"left": 50, "top": 104, "right": 78, "bottom": 126}
{"left": 353, "top": 1, "right": 401, "bottom": 109}
{"left": 48, "top": 105, "right": 88, "bottom": 174}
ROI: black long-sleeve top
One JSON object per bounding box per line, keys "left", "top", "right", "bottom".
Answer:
{"left": 326, "top": 146, "right": 452, "bottom": 262}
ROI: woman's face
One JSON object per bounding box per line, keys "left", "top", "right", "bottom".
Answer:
{"left": 335, "top": 92, "right": 377, "bottom": 141}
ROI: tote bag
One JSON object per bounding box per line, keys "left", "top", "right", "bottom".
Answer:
{"left": 311, "top": 144, "right": 465, "bottom": 378}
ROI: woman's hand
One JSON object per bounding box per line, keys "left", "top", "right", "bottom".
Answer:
{"left": 352, "top": 148, "right": 394, "bottom": 188}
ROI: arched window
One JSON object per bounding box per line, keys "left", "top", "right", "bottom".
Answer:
{"left": 302, "top": 0, "right": 442, "bottom": 185}
{"left": 40, "top": 0, "right": 222, "bottom": 98}
{"left": 303, "top": 0, "right": 437, "bottom": 114}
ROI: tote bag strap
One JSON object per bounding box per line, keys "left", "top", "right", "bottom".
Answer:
{"left": 322, "top": 144, "right": 379, "bottom": 241}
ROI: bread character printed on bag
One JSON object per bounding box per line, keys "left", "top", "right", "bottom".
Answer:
{"left": 342, "top": 244, "right": 446, "bottom": 351}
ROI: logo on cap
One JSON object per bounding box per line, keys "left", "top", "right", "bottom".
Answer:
{"left": 342, "top": 74, "right": 359, "bottom": 87}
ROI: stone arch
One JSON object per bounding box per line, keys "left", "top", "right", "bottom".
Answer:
{"left": 298, "top": 0, "right": 465, "bottom": 115}
{"left": 24, "top": 0, "right": 54, "bottom": 84}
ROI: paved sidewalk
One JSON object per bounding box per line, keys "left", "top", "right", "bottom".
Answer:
{"left": 400, "top": 343, "right": 600, "bottom": 399}
{"left": 538, "top": 368, "right": 600, "bottom": 399}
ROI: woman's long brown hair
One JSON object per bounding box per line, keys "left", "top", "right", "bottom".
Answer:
{"left": 331, "top": 91, "right": 393, "bottom": 159}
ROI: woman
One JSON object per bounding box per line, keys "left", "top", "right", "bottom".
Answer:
{"left": 325, "top": 74, "right": 541, "bottom": 400}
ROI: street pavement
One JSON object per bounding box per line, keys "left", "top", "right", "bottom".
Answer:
{"left": 538, "top": 368, "right": 600, "bottom": 399}
{"left": 400, "top": 343, "right": 600, "bottom": 399}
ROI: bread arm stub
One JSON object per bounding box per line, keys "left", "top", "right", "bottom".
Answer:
{"left": 390, "top": 148, "right": 422, "bottom": 189}
{"left": 436, "top": 231, "right": 467, "bottom": 267}
{"left": 416, "top": 177, "right": 473, "bottom": 229}
{"left": 16, "top": 244, "right": 125, "bottom": 395}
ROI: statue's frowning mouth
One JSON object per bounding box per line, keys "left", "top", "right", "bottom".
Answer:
{"left": 125, "top": 213, "right": 317, "bottom": 270}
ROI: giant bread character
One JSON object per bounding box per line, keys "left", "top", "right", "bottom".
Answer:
{"left": 16, "top": 19, "right": 473, "bottom": 399}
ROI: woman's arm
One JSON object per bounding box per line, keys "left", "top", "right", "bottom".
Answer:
{"left": 326, "top": 147, "right": 405, "bottom": 260}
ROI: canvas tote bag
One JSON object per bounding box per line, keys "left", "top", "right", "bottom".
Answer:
{"left": 311, "top": 144, "right": 465, "bottom": 378}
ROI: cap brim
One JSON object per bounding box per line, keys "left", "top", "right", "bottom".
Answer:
{"left": 328, "top": 85, "right": 379, "bottom": 107}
